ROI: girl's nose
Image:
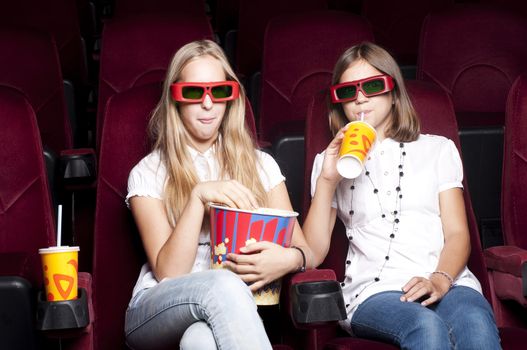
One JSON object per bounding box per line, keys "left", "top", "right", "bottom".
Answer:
{"left": 355, "top": 90, "right": 368, "bottom": 104}
{"left": 201, "top": 93, "right": 213, "bottom": 110}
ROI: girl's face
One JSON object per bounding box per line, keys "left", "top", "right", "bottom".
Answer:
{"left": 177, "top": 55, "right": 228, "bottom": 152}
{"left": 339, "top": 59, "right": 394, "bottom": 141}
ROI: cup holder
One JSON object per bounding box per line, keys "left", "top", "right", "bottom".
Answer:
{"left": 36, "top": 288, "right": 89, "bottom": 331}
{"left": 290, "top": 280, "right": 346, "bottom": 324}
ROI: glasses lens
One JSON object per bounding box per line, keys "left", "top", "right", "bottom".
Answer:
{"left": 211, "top": 85, "right": 233, "bottom": 99}
{"left": 362, "top": 79, "right": 385, "bottom": 95}
{"left": 182, "top": 86, "right": 205, "bottom": 100}
{"left": 336, "top": 85, "right": 357, "bottom": 100}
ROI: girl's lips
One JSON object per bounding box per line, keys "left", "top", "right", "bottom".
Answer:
{"left": 198, "top": 117, "right": 216, "bottom": 124}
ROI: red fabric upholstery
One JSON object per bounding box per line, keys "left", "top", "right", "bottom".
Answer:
{"left": 92, "top": 82, "right": 259, "bottom": 349}
{"left": 113, "top": 0, "right": 206, "bottom": 17}
{"left": 502, "top": 74, "right": 527, "bottom": 249}
{"left": 362, "top": 0, "right": 454, "bottom": 65}
{"left": 235, "top": 0, "right": 327, "bottom": 76}
{"left": 0, "top": 86, "right": 55, "bottom": 285}
{"left": 482, "top": 74, "right": 527, "bottom": 324}
{"left": 485, "top": 246, "right": 527, "bottom": 278}
{"left": 0, "top": 27, "right": 73, "bottom": 153}
{"left": 417, "top": 5, "right": 527, "bottom": 127}
{"left": 96, "top": 13, "right": 213, "bottom": 149}
{"left": 297, "top": 80, "right": 527, "bottom": 348}
{"left": 0, "top": 0, "right": 88, "bottom": 85}
{"left": 0, "top": 85, "right": 93, "bottom": 350}
{"left": 259, "top": 10, "right": 374, "bottom": 144}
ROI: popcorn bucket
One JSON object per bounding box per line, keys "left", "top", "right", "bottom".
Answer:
{"left": 209, "top": 204, "right": 298, "bottom": 305}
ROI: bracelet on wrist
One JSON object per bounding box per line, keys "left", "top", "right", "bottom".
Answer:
{"left": 291, "top": 246, "right": 306, "bottom": 272}
{"left": 430, "top": 270, "right": 454, "bottom": 288}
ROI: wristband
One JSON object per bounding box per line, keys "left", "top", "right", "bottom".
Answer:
{"left": 291, "top": 246, "right": 306, "bottom": 272}
{"left": 431, "top": 270, "right": 454, "bottom": 288}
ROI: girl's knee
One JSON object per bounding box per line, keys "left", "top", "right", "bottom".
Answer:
{"left": 180, "top": 321, "right": 217, "bottom": 350}
{"left": 204, "top": 269, "right": 254, "bottom": 307}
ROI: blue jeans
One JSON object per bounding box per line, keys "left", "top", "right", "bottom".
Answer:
{"left": 350, "top": 286, "right": 501, "bottom": 349}
{"left": 125, "top": 269, "right": 272, "bottom": 350}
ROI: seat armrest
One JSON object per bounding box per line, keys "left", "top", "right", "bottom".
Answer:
{"left": 484, "top": 246, "right": 527, "bottom": 303}
{"left": 282, "top": 269, "right": 346, "bottom": 327}
{"left": 59, "top": 148, "right": 97, "bottom": 189}
{"left": 484, "top": 245, "right": 527, "bottom": 277}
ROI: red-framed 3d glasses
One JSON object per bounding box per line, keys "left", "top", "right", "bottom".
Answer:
{"left": 170, "top": 81, "right": 240, "bottom": 103}
{"left": 330, "top": 75, "right": 395, "bottom": 103}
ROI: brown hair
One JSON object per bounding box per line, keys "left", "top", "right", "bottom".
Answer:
{"left": 329, "top": 42, "right": 420, "bottom": 142}
{"left": 148, "top": 40, "right": 267, "bottom": 225}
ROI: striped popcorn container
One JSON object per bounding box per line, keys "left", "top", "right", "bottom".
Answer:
{"left": 209, "top": 203, "right": 298, "bottom": 305}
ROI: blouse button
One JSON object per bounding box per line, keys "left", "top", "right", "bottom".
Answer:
{"left": 346, "top": 260, "right": 351, "bottom": 265}
{"left": 380, "top": 151, "right": 384, "bottom": 155}
{"left": 341, "top": 282, "right": 345, "bottom": 287}
{"left": 384, "top": 171, "right": 389, "bottom": 176}
{"left": 386, "top": 191, "right": 391, "bottom": 196}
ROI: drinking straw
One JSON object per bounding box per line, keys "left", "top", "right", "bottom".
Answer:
{"left": 360, "top": 111, "right": 365, "bottom": 121}
{"left": 57, "top": 205, "right": 62, "bottom": 247}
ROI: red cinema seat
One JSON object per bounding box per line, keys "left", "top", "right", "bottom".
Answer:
{"left": 92, "top": 82, "right": 258, "bottom": 349}
{"left": 234, "top": 0, "right": 327, "bottom": 77}
{"left": 484, "top": 74, "right": 527, "bottom": 328}
{"left": 0, "top": 85, "right": 93, "bottom": 350}
{"left": 96, "top": 13, "right": 213, "bottom": 150}
{"left": 259, "top": 11, "right": 374, "bottom": 145}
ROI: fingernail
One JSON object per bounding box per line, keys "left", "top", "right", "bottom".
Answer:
{"left": 239, "top": 247, "right": 247, "bottom": 253}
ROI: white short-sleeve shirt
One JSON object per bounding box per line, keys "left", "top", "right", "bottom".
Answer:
{"left": 126, "top": 146, "right": 285, "bottom": 299}
{"left": 311, "top": 135, "right": 482, "bottom": 332}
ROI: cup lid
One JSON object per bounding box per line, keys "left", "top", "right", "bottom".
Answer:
{"left": 38, "top": 246, "right": 80, "bottom": 254}
{"left": 209, "top": 203, "right": 298, "bottom": 217}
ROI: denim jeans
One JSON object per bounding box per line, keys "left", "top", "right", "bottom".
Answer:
{"left": 125, "top": 269, "right": 272, "bottom": 350}
{"left": 350, "top": 286, "right": 501, "bottom": 349}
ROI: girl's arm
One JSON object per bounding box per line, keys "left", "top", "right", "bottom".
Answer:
{"left": 130, "top": 180, "right": 259, "bottom": 281}
{"left": 401, "top": 187, "right": 470, "bottom": 305}
{"left": 302, "top": 125, "right": 348, "bottom": 266}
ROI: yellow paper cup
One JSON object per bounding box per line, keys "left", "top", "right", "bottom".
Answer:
{"left": 39, "top": 246, "right": 79, "bottom": 301}
{"left": 337, "top": 121, "right": 376, "bottom": 178}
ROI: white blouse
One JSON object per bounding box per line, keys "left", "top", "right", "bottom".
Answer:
{"left": 126, "top": 146, "right": 285, "bottom": 300}
{"left": 311, "top": 135, "right": 482, "bottom": 333}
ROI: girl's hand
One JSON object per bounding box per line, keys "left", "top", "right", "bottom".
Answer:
{"left": 191, "top": 180, "right": 258, "bottom": 210}
{"left": 224, "top": 242, "right": 300, "bottom": 292}
{"left": 320, "top": 124, "right": 350, "bottom": 184}
{"left": 400, "top": 276, "right": 451, "bottom": 307}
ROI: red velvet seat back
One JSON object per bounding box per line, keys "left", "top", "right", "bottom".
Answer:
{"left": 0, "top": 86, "right": 55, "bottom": 286}
{"left": 235, "top": 0, "right": 327, "bottom": 77}
{"left": 113, "top": 0, "right": 206, "bottom": 17}
{"left": 502, "top": 74, "right": 527, "bottom": 249}
{"left": 303, "top": 80, "right": 491, "bottom": 298}
{"left": 362, "top": 0, "right": 454, "bottom": 65}
{"left": 417, "top": 5, "right": 527, "bottom": 127}
{"left": 0, "top": 27, "right": 73, "bottom": 153}
{"left": 96, "top": 13, "right": 213, "bottom": 149}
{"left": 93, "top": 82, "right": 257, "bottom": 349}
{"left": 259, "top": 11, "right": 374, "bottom": 144}
{"left": 0, "top": 0, "right": 88, "bottom": 84}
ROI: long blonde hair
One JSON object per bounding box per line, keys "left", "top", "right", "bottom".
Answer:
{"left": 329, "top": 42, "right": 420, "bottom": 142}
{"left": 149, "top": 40, "right": 267, "bottom": 225}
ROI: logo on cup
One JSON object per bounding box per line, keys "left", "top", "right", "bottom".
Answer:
{"left": 337, "top": 121, "right": 377, "bottom": 179}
